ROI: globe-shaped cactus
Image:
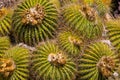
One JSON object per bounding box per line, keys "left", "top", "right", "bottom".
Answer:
{"left": 106, "top": 19, "right": 120, "bottom": 52}
{"left": 62, "top": 4, "right": 103, "bottom": 39}
{"left": 12, "top": 0, "right": 58, "bottom": 46}
{"left": 57, "top": 29, "right": 83, "bottom": 55}
{"left": 0, "top": 37, "right": 11, "bottom": 56}
{"left": 0, "top": 46, "right": 30, "bottom": 80}
{"left": 0, "top": 7, "right": 12, "bottom": 36}
{"left": 79, "top": 42, "right": 119, "bottom": 80}
{"left": 33, "top": 42, "right": 76, "bottom": 80}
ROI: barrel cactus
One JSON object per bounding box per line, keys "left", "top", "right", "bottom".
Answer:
{"left": 12, "top": 0, "right": 58, "bottom": 46}
{"left": 0, "top": 46, "right": 30, "bottom": 80}
{"left": 57, "top": 29, "right": 83, "bottom": 55}
{"left": 0, "top": 7, "right": 12, "bottom": 36}
{"left": 79, "top": 42, "right": 119, "bottom": 80}
{"left": 62, "top": 4, "right": 103, "bottom": 39}
{"left": 33, "top": 42, "right": 76, "bottom": 80}
{"left": 0, "top": 37, "right": 11, "bottom": 56}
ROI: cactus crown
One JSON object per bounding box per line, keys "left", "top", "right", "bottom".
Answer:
{"left": 0, "top": 58, "right": 15, "bottom": 77}
{"left": 48, "top": 52, "right": 66, "bottom": 66}
{"left": 97, "top": 56, "right": 115, "bottom": 77}
{"left": 22, "top": 4, "right": 45, "bottom": 25}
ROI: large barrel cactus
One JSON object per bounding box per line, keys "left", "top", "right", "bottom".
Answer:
{"left": 12, "top": 0, "right": 58, "bottom": 46}
{"left": 33, "top": 42, "right": 76, "bottom": 80}
{"left": 0, "top": 46, "right": 30, "bottom": 80}
{"left": 79, "top": 42, "right": 119, "bottom": 80}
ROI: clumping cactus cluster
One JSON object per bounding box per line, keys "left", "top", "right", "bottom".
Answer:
{"left": 0, "top": 0, "right": 120, "bottom": 80}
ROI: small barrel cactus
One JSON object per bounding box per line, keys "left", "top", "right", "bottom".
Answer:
{"left": 12, "top": 0, "right": 58, "bottom": 46}
{"left": 0, "top": 46, "right": 30, "bottom": 80}
{"left": 62, "top": 4, "right": 103, "bottom": 39}
{"left": 79, "top": 42, "right": 119, "bottom": 80}
{"left": 57, "top": 29, "right": 83, "bottom": 55}
{"left": 33, "top": 42, "right": 76, "bottom": 80}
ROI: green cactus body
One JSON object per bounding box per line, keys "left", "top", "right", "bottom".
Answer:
{"left": 79, "top": 42, "right": 119, "bottom": 80}
{"left": 0, "top": 8, "right": 12, "bottom": 36}
{"left": 58, "top": 30, "right": 83, "bottom": 56}
{"left": 0, "top": 46, "right": 30, "bottom": 80}
{"left": 0, "top": 37, "right": 11, "bottom": 57}
{"left": 60, "top": 0, "right": 78, "bottom": 6}
{"left": 62, "top": 4, "right": 103, "bottom": 39}
{"left": 33, "top": 42, "right": 76, "bottom": 80}
{"left": 49, "top": 0, "right": 61, "bottom": 9}
{"left": 106, "top": 19, "right": 120, "bottom": 52}
{"left": 12, "top": 0, "right": 58, "bottom": 46}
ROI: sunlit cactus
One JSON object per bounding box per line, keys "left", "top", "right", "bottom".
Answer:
{"left": 33, "top": 42, "right": 76, "bottom": 80}
{"left": 62, "top": 4, "right": 103, "bottom": 39}
{"left": 106, "top": 19, "right": 120, "bottom": 52}
{"left": 79, "top": 42, "right": 119, "bottom": 80}
{"left": 57, "top": 29, "right": 83, "bottom": 55}
{"left": 0, "top": 37, "right": 11, "bottom": 56}
{"left": 12, "top": 0, "right": 58, "bottom": 46}
{"left": 0, "top": 46, "right": 30, "bottom": 80}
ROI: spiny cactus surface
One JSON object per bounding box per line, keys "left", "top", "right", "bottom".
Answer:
{"left": 0, "top": 46, "right": 30, "bottom": 80}
{"left": 0, "top": 7, "right": 12, "bottom": 36}
{"left": 106, "top": 19, "right": 120, "bottom": 52}
{"left": 12, "top": 0, "right": 58, "bottom": 46}
{"left": 33, "top": 42, "right": 76, "bottom": 80}
{"left": 79, "top": 42, "right": 119, "bottom": 80}
{"left": 62, "top": 4, "right": 103, "bottom": 39}
{"left": 0, "top": 37, "right": 10, "bottom": 57}
{"left": 58, "top": 30, "right": 83, "bottom": 55}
